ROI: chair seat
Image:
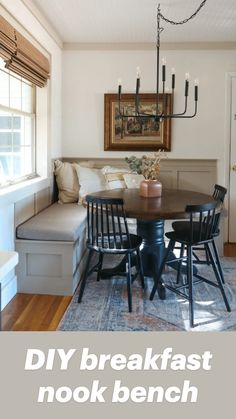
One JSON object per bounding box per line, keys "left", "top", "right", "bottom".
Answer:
{"left": 172, "top": 220, "right": 220, "bottom": 237}
{"left": 166, "top": 229, "right": 211, "bottom": 246}
{"left": 87, "top": 233, "right": 143, "bottom": 253}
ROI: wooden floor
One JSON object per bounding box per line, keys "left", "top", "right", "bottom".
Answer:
{"left": 2, "top": 243, "right": 236, "bottom": 331}
{"left": 2, "top": 293, "right": 72, "bottom": 331}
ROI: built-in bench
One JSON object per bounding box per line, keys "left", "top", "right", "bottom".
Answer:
{"left": 15, "top": 203, "right": 87, "bottom": 295}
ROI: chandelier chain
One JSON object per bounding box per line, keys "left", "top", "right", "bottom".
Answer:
{"left": 159, "top": 0, "right": 207, "bottom": 26}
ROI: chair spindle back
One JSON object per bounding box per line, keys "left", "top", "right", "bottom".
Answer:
{"left": 86, "top": 195, "right": 130, "bottom": 250}
{"left": 185, "top": 202, "right": 218, "bottom": 243}
{"left": 212, "top": 184, "right": 227, "bottom": 203}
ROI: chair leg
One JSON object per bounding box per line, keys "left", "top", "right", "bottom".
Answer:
{"left": 136, "top": 248, "right": 145, "bottom": 289}
{"left": 211, "top": 240, "right": 225, "bottom": 284}
{"left": 126, "top": 253, "right": 132, "bottom": 312}
{"left": 78, "top": 250, "right": 93, "bottom": 303}
{"left": 204, "top": 244, "right": 211, "bottom": 265}
{"left": 206, "top": 243, "right": 231, "bottom": 312}
{"left": 97, "top": 253, "right": 104, "bottom": 281}
{"left": 176, "top": 243, "right": 185, "bottom": 284}
{"left": 150, "top": 240, "right": 174, "bottom": 301}
{"left": 187, "top": 245, "right": 194, "bottom": 328}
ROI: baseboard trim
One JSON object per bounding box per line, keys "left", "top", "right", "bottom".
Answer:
{"left": 1, "top": 273, "right": 17, "bottom": 311}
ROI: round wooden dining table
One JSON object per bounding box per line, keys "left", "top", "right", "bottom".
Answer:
{"left": 90, "top": 188, "right": 217, "bottom": 299}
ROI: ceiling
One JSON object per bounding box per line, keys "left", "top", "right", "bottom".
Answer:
{"left": 31, "top": 0, "right": 236, "bottom": 44}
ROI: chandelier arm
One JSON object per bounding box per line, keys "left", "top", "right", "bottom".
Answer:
{"left": 161, "top": 80, "right": 166, "bottom": 116}
{"left": 135, "top": 93, "right": 140, "bottom": 115}
{"left": 118, "top": 113, "right": 155, "bottom": 118}
{"left": 119, "top": 109, "right": 197, "bottom": 120}
{"left": 135, "top": 76, "right": 141, "bottom": 114}
{"left": 164, "top": 101, "right": 198, "bottom": 119}
{"left": 118, "top": 85, "right": 122, "bottom": 115}
{"left": 170, "top": 96, "right": 188, "bottom": 117}
{"left": 118, "top": 95, "right": 189, "bottom": 119}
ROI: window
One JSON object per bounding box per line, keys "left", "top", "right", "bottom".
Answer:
{"left": 0, "top": 58, "right": 36, "bottom": 187}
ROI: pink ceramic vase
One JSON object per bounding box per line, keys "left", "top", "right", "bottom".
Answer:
{"left": 139, "top": 179, "right": 162, "bottom": 198}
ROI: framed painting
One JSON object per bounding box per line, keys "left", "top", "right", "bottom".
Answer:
{"left": 104, "top": 93, "right": 172, "bottom": 151}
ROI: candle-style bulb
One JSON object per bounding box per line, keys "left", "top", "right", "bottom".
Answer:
{"left": 172, "top": 73, "right": 175, "bottom": 90}
{"left": 185, "top": 79, "right": 189, "bottom": 97}
{"left": 171, "top": 67, "right": 175, "bottom": 75}
{"left": 118, "top": 79, "right": 122, "bottom": 102}
{"left": 162, "top": 58, "right": 166, "bottom": 82}
{"left": 136, "top": 76, "right": 140, "bottom": 95}
{"left": 136, "top": 66, "right": 141, "bottom": 78}
{"left": 185, "top": 72, "right": 190, "bottom": 81}
{"left": 194, "top": 79, "right": 199, "bottom": 101}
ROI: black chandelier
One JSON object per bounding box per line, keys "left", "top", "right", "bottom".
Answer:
{"left": 117, "top": 0, "right": 207, "bottom": 122}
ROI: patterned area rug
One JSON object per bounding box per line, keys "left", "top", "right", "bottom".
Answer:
{"left": 58, "top": 256, "right": 236, "bottom": 332}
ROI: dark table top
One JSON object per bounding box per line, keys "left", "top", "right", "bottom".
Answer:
{"left": 90, "top": 188, "right": 216, "bottom": 221}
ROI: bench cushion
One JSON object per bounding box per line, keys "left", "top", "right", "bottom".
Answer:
{"left": 16, "top": 203, "right": 87, "bottom": 242}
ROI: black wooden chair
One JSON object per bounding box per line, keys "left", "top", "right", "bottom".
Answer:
{"left": 150, "top": 202, "right": 231, "bottom": 328}
{"left": 172, "top": 184, "right": 227, "bottom": 284}
{"left": 78, "top": 195, "right": 144, "bottom": 312}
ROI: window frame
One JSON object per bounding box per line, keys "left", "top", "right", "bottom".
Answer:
{"left": 0, "top": 62, "right": 37, "bottom": 188}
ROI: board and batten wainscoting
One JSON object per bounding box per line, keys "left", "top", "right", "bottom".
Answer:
{"left": 63, "top": 157, "right": 217, "bottom": 228}
{"left": 62, "top": 158, "right": 216, "bottom": 193}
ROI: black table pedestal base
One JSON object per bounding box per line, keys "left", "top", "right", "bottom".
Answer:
{"left": 137, "top": 219, "right": 166, "bottom": 300}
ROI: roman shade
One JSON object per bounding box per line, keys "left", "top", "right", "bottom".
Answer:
{"left": 0, "top": 15, "right": 16, "bottom": 60}
{"left": 0, "top": 15, "right": 50, "bottom": 87}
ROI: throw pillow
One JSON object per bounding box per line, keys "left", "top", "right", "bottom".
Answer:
{"left": 123, "top": 173, "right": 145, "bottom": 189}
{"left": 101, "top": 165, "right": 130, "bottom": 189}
{"left": 75, "top": 165, "right": 107, "bottom": 204}
{"left": 54, "top": 160, "right": 79, "bottom": 204}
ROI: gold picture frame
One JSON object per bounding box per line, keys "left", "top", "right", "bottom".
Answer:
{"left": 104, "top": 93, "right": 172, "bottom": 151}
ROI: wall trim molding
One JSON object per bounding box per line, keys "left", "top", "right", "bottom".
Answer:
{"left": 63, "top": 42, "right": 236, "bottom": 51}
{"left": 21, "top": 0, "right": 63, "bottom": 49}
{"left": 62, "top": 157, "right": 217, "bottom": 166}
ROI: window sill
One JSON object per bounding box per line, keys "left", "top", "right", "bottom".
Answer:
{"left": 0, "top": 176, "right": 50, "bottom": 208}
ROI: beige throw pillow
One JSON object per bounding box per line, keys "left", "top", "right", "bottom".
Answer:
{"left": 123, "top": 173, "right": 144, "bottom": 189}
{"left": 54, "top": 160, "right": 79, "bottom": 204}
{"left": 75, "top": 165, "right": 107, "bottom": 204}
{"left": 101, "top": 165, "right": 130, "bottom": 189}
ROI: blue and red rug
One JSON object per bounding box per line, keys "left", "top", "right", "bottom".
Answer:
{"left": 58, "top": 257, "right": 236, "bottom": 332}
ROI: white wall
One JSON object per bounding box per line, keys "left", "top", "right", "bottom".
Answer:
{"left": 62, "top": 48, "right": 236, "bottom": 183}
{"left": 0, "top": 0, "right": 63, "bottom": 309}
